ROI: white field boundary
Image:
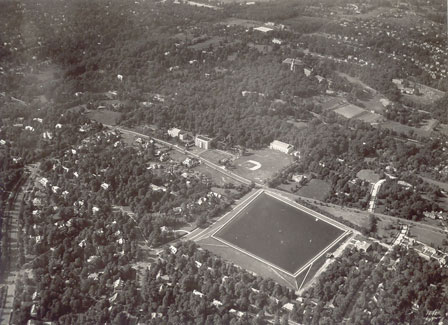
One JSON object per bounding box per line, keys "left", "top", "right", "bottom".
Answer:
{"left": 264, "top": 191, "right": 349, "bottom": 232}
{"left": 212, "top": 232, "right": 297, "bottom": 277}
{"left": 246, "top": 160, "right": 262, "bottom": 171}
{"left": 210, "top": 189, "right": 352, "bottom": 279}
{"left": 190, "top": 189, "right": 263, "bottom": 242}
{"left": 292, "top": 231, "right": 349, "bottom": 277}
{"left": 210, "top": 189, "right": 264, "bottom": 237}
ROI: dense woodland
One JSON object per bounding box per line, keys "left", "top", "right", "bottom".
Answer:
{"left": 290, "top": 244, "right": 448, "bottom": 324}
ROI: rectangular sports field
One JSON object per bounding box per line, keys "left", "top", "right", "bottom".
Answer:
{"left": 213, "top": 192, "right": 345, "bottom": 275}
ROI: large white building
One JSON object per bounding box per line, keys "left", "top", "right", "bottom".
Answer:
{"left": 269, "top": 140, "right": 294, "bottom": 154}
{"left": 195, "top": 135, "right": 212, "bottom": 150}
{"left": 253, "top": 26, "right": 274, "bottom": 33}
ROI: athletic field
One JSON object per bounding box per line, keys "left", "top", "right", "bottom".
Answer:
{"left": 213, "top": 191, "right": 346, "bottom": 276}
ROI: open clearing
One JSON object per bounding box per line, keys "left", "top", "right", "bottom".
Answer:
{"left": 188, "top": 36, "right": 224, "bottom": 50}
{"left": 87, "top": 109, "right": 122, "bottom": 125}
{"left": 357, "top": 169, "right": 381, "bottom": 184}
{"left": 213, "top": 191, "right": 346, "bottom": 275}
{"left": 277, "top": 179, "right": 331, "bottom": 201}
{"left": 232, "top": 148, "right": 293, "bottom": 184}
{"left": 334, "top": 104, "right": 367, "bottom": 119}
{"left": 296, "top": 179, "right": 331, "bottom": 201}
{"left": 218, "top": 18, "right": 263, "bottom": 28}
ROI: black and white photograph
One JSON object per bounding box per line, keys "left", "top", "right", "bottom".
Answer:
{"left": 0, "top": 0, "right": 448, "bottom": 323}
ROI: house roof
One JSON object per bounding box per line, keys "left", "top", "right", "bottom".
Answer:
{"left": 270, "top": 140, "right": 293, "bottom": 150}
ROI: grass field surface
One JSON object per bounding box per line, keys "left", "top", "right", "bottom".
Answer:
{"left": 233, "top": 148, "right": 293, "bottom": 184}
{"left": 334, "top": 104, "right": 366, "bottom": 119}
{"left": 214, "top": 192, "right": 344, "bottom": 274}
{"left": 88, "top": 109, "right": 122, "bottom": 125}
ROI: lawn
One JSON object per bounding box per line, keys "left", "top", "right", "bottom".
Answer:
{"left": 199, "top": 149, "right": 234, "bottom": 165}
{"left": 356, "top": 169, "right": 380, "bottom": 184}
{"left": 356, "top": 111, "right": 384, "bottom": 124}
{"left": 87, "top": 109, "right": 122, "bottom": 125}
{"left": 409, "top": 225, "right": 446, "bottom": 248}
{"left": 334, "top": 104, "right": 367, "bottom": 119}
{"left": 297, "top": 179, "right": 331, "bottom": 201}
{"left": 232, "top": 148, "right": 293, "bottom": 184}
{"left": 214, "top": 192, "right": 345, "bottom": 274}
{"left": 277, "top": 179, "right": 331, "bottom": 201}
{"left": 218, "top": 18, "right": 262, "bottom": 27}
{"left": 188, "top": 36, "right": 224, "bottom": 50}
{"left": 379, "top": 120, "right": 432, "bottom": 138}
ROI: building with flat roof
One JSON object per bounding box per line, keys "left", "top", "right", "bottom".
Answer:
{"left": 254, "top": 26, "right": 274, "bottom": 33}
{"left": 269, "top": 140, "right": 294, "bottom": 154}
{"left": 195, "top": 135, "right": 213, "bottom": 150}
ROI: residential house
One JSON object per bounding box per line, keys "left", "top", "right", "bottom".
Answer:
{"left": 183, "top": 157, "right": 199, "bottom": 168}
{"left": 168, "top": 127, "right": 181, "bottom": 138}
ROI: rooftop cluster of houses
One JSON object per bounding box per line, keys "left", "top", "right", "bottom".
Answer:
{"left": 153, "top": 246, "right": 298, "bottom": 321}
{"left": 330, "top": 17, "right": 447, "bottom": 80}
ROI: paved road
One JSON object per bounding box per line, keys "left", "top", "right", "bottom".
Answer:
{"left": 368, "top": 179, "right": 386, "bottom": 212}
{"left": 105, "top": 125, "right": 259, "bottom": 187}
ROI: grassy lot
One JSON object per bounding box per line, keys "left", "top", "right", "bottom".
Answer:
{"left": 217, "top": 18, "right": 262, "bottom": 27}
{"left": 301, "top": 198, "right": 370, "bottom": 229}
{"left": 199, "top": 149, "right": 234, "bottom": 164}
{"left": 419, "top": 176, "right": 448, "bottom": 192}
{"left": 233, "top": 148, "right": 293, "bottom": 184}
{"left": 287, "top": 119, "right": 308, "bottom": 130}
{"left": 408, "top": 225, "right": 447, "bottom": 248}
{"left": 356, "top": 169, "right": 380, "bottom": 183}
{"left": 436, "top": 123, "right": 448, "bottom": 137}
{"left": 188, "top": 36, "right": 224, "bottom": 50}
{"left": 334, "top": 104, "right": 366, "bottom": 119}
{"left": 87, "top": 109, "right": 122, "bottom": 125}
{"left": 359, "top": 95, "right": 387, "bottom": 114}
{"left": 296, "top": 179, "right": 331, "bottom": 201}
{"left": 420, "top": 118, "right": 439, "bottom": 132}
{"left": 379, "top": 120, "right": 432, "bottom": 138}
{"left": 402, "top": 84, "right": 444, "bottom": 106}
{"left": 356, "top": 111, "right": 384, "bottom": 123}
{"left": 418, "top": 176, "right": 448, "bottom": 211}
{"left": 277, "top": 179, "right": 330, "bottom": 201}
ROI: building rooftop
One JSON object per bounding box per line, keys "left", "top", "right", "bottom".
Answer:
{"left": 270, "top": 140, "right": 293, "bottom": 149}
{"left": 254, "top": 26, "right": 274, "bottom": 33}
{"left": 196, "top": 135, "right": 212, "bottom": 141}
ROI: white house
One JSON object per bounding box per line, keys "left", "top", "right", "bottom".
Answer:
{"left": 168, "top": 127, "right": 181, "bottom": 138}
